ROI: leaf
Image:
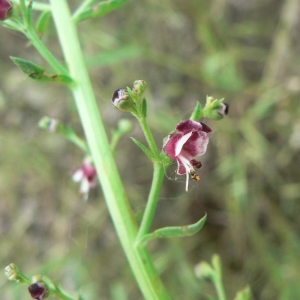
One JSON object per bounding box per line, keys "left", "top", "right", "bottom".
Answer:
{"left": 233, "top": 286, "right": 252, "bottom": 300}
{"left": 141, "top": 98, "right": 147, "bottom": 118}
{"left": 10, "top": 57, "right": 75, "bottom": 86}
{"left": 10, "top": 56, "right": 45, "bottom": 79}
{"left": 190, "top": 101, "right": 203, "bottom": 121}
{"left": 131, "top": 137, "right": 154, "bottom": 160}
{"left": 35, "top": 11, "right": 51, "bottom": 37}
{"left": 139, "top": 214, "right": 207, "bottom": 245}
{"left": 75, "top": 0, "right": 127, "bottom": 23}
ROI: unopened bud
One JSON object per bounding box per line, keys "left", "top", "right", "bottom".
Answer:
{"left": 0, "top": 0, "right": 12, "bottom": 21}
{"left": 133, "top": 80, "right": 147, "bottom": 96}
{"left": 38, "top": 116, "right": 59, "bottom": 132}
{"left": 111, "top": 88, "right": 135, "bottom": 112}
{"left": 28, "top": 281, "right": 49, "bottom": 300}
{"left": 204, "top": 96, "right": 229, "bottom": 120}
{"left": 4, "top": 263, "right": 30, "bottom": 284}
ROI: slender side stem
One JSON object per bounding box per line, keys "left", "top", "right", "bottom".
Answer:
{"left": 72, "top": 0, "right": 95, "bottom": 21}
{"left": 49, "top": 1, "right": 170, "bottom": 299}
{"left": 138, "top": 117, "right": 160, "bottom": 159}
{"left": 136, "top": 162, "right": 165, "bottom": 241}
{"left": 25, "top": 27, "right": 68, "bottom": 74}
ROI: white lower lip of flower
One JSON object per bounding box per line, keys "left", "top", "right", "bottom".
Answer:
{"left": 177, "top": 155, "right": 195, "bottom": 192}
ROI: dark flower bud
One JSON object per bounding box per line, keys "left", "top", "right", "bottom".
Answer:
{"left": 0, "top": 0, "right": 12, "bottom": 21}
{"left": 204, "top": 96, "right": 229, "bottom": 120}
{"left": 28, "top": 281, "right": 49, "bottom": 300}
{"left": 111, "top": 88, "right": 136, "bottom": 112}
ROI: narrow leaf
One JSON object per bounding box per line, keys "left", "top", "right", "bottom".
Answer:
{"left": 36, "top": 10, "right": 51, "bottom": 37}
{"left": 141, "top": 98, "right": 147, "bottom": 118}
{"left": 75, "top": 0, "right": 127, "bottom": 23}
{"left": 140, "top": 214, "right": 207, "bottom": 245}
{"left": 11, "top": 56, "right": 45, "bottom": 79}
{"left": 131, "top": 137, "right": 154, "bottom": 160}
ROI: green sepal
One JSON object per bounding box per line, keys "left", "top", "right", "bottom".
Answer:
{"left": 74, "top": 0, "right": 127, "bottom": 23}
{"left": 11, "top": 56, "right": 45, "bottom": 79}
{"left": 202, "top": 96, "right": 226, "bottom": 120}
{"left": 131, "top": 137, "right": 154, "bottom": 161}
{"left": 35, "top": 10, "right": 51, "bottom": 37}
{"left": 141, "top": 98, "right": 147, "bottom": 118}
{"left": 233, "top": 286, "right": 252, "bottom": 300}
{"left": 138, "top": 214, "right": 207, "bottom": 246}
{"left": 190, "top": 101, "right": 203, "bottom": 121}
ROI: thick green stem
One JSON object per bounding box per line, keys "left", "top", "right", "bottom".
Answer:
{"left": 49, "top": 0, "right": 170, "bottom": 299}
{"left": 136, "top": 162, "right": 165, "bottom": 242}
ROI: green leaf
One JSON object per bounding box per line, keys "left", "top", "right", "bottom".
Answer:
{"left": 10, "top": 56, "right": 75, "bottom": 85}
{"left": 35, "top": 10, "right": 51, "bottom": 37}
{"left": 131, "top": 137, "right": 154, "bottom": 160}
{"left": 233, "top": 286, "right": 251, "bottom": 300}
{"left": 190, "top": 101, "right": 203, "bottom": 120}
{"left": 141, "top": 98, "right": 147, "bottom": 118}
{"left": 139, "top": 214, "right": 207, "bottom": 245}
{"left": 74, "top": 0, "right": 127, "bottom": 23}
{"left": 11, "top": 56, "right": 45, "bottom": 79}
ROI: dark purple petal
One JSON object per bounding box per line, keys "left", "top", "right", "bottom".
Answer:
{"left": 163, "top": 132, "right": 182, "bottom": 160}
{"left": 28, "top": 282, "right": 48, "bottom": 300}
{"left": 191, "top": 159, "right": 202, "bottom": 168}
{"left": 200, "top": 122, "right": 212, "bottom": 133}
{"left": 180, "top": 131, "right": 209, "bottom": 158}
{"left": 176, "top": 120, "right": 202, "bottom": 134}
{"left": 0, "top": 0, "right": 12, "bottom": 21}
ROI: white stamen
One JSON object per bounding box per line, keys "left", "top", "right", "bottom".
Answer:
{"left": 178, "top": 155, "right": 194, "bottom": 192}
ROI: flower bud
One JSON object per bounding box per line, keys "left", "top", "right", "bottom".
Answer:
{"left": 133, "top": 80, "right": 147, "bottom": 96}
{"left": 28, "top": 281, "right": 49, "bottom": 300}
{"left": 204, "top": 96, "right": 229, "bottom": 120}
{"left": 0, "top": 0, "right": 12, "bottom": 21}
{"left": 111, "top": 88, "right": 135, "bottom": 112}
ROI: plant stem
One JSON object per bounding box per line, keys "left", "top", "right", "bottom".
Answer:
{"left": 136, "top": 162, "right": 165, "bottom": 242}
{"left": 49, "top": 1, "right": 170, "bottom": 299}
{"left": 137, "top": 117, "right": 160, "bottom": 159}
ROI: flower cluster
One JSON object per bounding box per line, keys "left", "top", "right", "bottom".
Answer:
{"left": 163, "top": 120, "right": 211, "bottom": 191}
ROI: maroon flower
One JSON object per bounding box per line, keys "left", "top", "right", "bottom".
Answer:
{"left": 72, "top": 158, "right": 97, "bottom": 200}
{"left": 28, "top": 281, "right": 48, "bottom": 300}
{"left": 163, "top": 120, "right": 211, "bottom": 191}
{"left": 0, "top": 0, "right": 12, "bottom": 21}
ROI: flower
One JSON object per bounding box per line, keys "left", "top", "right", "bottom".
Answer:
{"left": 0, "top": 0, "right": 12, "bottom": 21}
{"left": 28, "top": 281, "right": 48, "bottom": 300}
{"left": 72, "top": 158, "right": 97, "bottom": 200}
{"left": 163, "top": 120, "right": 211, "bottom": 191}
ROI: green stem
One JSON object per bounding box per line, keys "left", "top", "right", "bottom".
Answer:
{"left": 138, "top": 117, "right": 160, "bottom": 159}
{"left": 214, "top": 278, "right": 227, "bottom": 300}
{"left": 25, "top": 27, "right": 68, "bottom": 74}
{"left": 136, "top": 162, "right": 165, "bottom": 242}
{"left": 49, "top": 1, "right": 170, "bottom": 299}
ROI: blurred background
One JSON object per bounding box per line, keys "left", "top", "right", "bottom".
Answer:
{"left": 1, "top": 0, "right": 300, "bottom": 299}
